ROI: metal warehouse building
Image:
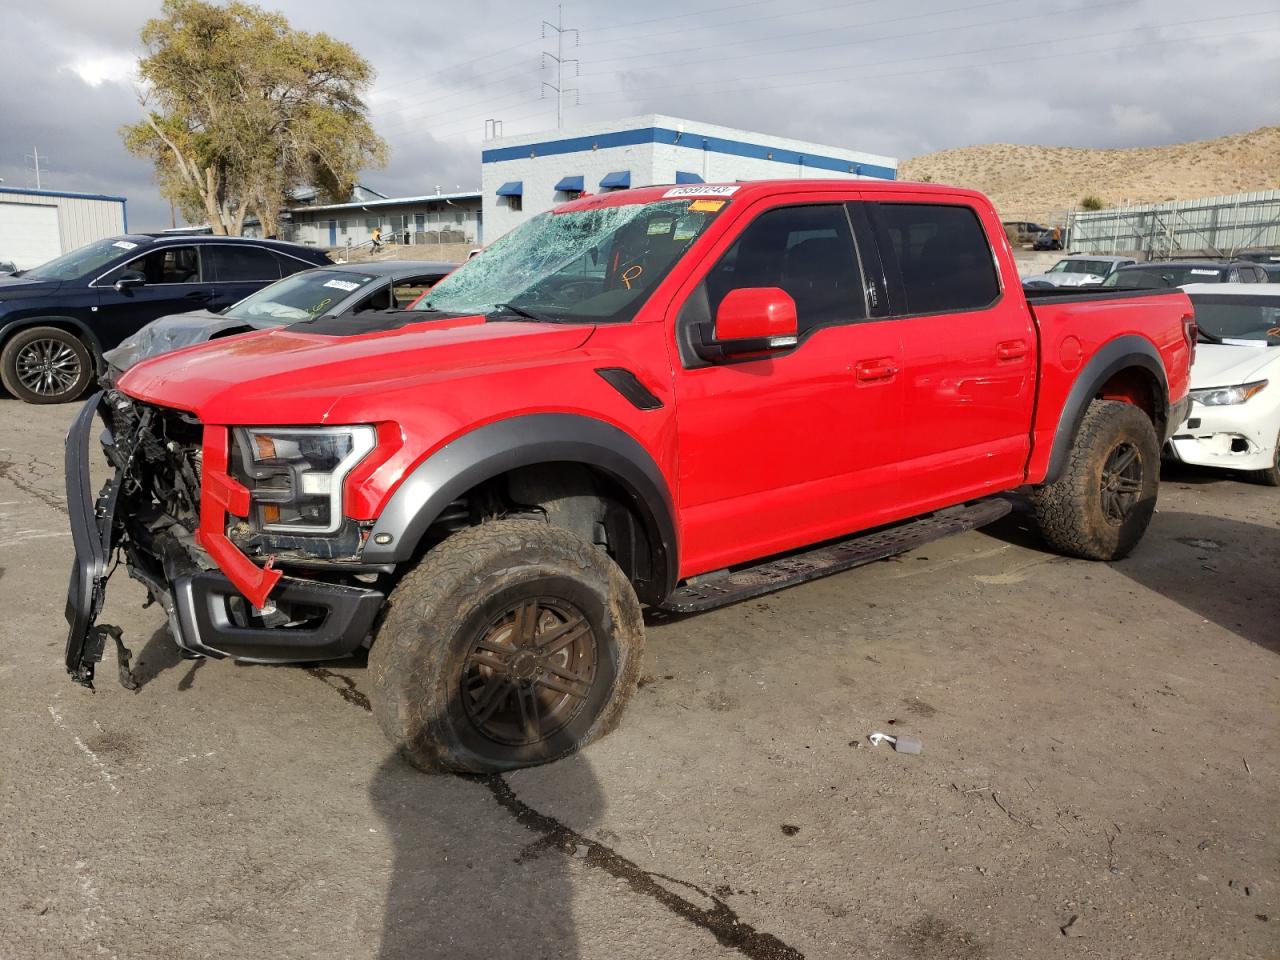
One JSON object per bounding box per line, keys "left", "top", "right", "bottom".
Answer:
{"left": 0, "top": 187, "right": 127, "bottom": 270}
{"left": 481, "top": 113, "right": 899, "bottom": 240}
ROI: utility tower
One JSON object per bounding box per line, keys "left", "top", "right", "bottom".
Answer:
{"left": 541, "top": 4, "right": 579, "bottom": 130}
{"left": 24, "top": 147, "right": 47, "bottom": 189}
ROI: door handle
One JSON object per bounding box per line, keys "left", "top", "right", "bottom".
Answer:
{"left": 997, "top": 340, "right": 1028, "bottom": 361}
{"left": 855, "top": 358, "right": 898, "bottom": 382}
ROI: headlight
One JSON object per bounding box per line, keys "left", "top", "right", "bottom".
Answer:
{"left": 1189, "top": 380, "right": 1268, "bottom": 406}
{"left": 232, "top": 426, "right": 375, "bottom": 534}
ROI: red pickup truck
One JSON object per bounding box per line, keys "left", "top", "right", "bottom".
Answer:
{"left": 65, "top": 179, "right": 1193, "bottom": 772}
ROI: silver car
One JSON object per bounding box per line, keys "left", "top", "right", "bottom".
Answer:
{"left": 104, "top": 259, "right": 457, "bottom": 375}
{"left": 1022, "top": 255, "right": 1135, "bottom": 288}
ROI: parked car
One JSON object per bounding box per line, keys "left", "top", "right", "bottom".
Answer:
{"left": 104, "top": 260, "right": 458, "bottom": 376}
{"left": 1032, "top": 229, "right": 1063, "bottom": 251}
{"left": 1102, "top": 260, "right": 1269, "bottom": 289}
{"left": 1002, "top": 220, "right": 1048, "bottom": 246}
{"left": 0, "top": 234, "right": 330, "bottom": 403}
{"left": 1023, "top": 255, "right": 1135, "bottom": 288}
{"left": 66, "top": 180, "right": 1193, "bottom": 772}
{"left": 0, "top": 260, "right": 16, "bottom": 276}
{"left": 1166, "top": 283, "right": 1280, "bottom": 484}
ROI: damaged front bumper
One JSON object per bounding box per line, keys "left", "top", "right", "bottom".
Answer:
{"left": 63, "top": 393, "right": 385, "bottom": 689}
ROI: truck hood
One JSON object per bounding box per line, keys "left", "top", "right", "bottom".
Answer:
{"left": 116, "top": 316, "right": 596, "bottom": 424}
{"left": 1022, "top": 272, "right": 1101, "bottom": 287}
{"left": 1190, "top": 342, "right": 1278, "bottom": 389}
{"left": 104, "top": 309, "right": 264, "bottom": 371}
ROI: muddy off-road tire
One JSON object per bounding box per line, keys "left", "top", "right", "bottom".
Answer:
{"left": 1, "top": 326, "right": 93, "bottom": 404}
{"left": 369, "top": 518, "right": 645, "bottom": 773}
{"left": 1032, "top": 399, "right": 1160, "bottom": 561}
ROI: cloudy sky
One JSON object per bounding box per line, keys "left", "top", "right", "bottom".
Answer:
{"left": 2, "top": 0, "right": 1276, "bottom": 230}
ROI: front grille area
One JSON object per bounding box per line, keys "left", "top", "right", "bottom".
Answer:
{"left": 103, "top": 390, "right": 204, "bottom": 536}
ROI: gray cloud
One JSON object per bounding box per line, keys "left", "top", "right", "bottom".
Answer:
{"left": 2, "top": 0, "right": 1276, "bottom": 231}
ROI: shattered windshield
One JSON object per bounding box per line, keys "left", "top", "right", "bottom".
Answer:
{"left": 224, "top": 269, "right": 378, "bottom": 324}
{"left": 414, "top": 198, "right": 726, "bottom": 324}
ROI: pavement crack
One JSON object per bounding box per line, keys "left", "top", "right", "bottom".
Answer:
{"left": 479, "top": 773, "right": 805, "bottom": 960}
{"left": 0, "top": 451, "right": 68, "bottom": 515}
{"left": 306, "top": 666, "right": 372, "bottom": 712}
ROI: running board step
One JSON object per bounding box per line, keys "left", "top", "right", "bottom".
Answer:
{"left": 659, "top": 498, "right": 1013, "bottom": 613}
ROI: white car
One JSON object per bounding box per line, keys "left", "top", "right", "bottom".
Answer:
{"left": 1167, "top": 284, "right": 1280, "bottom": 484}
{"left": 1022, "top": 255, "right": 1135, "bottom": 288}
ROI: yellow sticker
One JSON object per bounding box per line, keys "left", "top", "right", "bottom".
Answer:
{"left": 689, "top": 199, "right": 727, "bottom": 213}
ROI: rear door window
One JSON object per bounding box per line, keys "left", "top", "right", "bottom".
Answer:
{"left": 207, "top": 245, "right": 283, "bottom": 283}
{"left": 872, "top": 203, "right": 1000, "bottom": 315}
{"left": 273, "top": 251, "right": 315, "bottom": 277}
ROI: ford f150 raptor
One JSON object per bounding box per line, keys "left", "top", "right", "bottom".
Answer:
{"left": 65, "top": 179, "right": 1194, "bottom": 772}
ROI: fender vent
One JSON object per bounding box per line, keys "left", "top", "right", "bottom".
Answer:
{"left": 595, "top": 368, "right": 663, "bottom": 411}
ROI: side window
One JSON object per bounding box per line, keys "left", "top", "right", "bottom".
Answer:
{"left": 873, "top": 203, "right": 1000, "bottom": 315}
{"left": 273, "top": 252, "right": 312, "bottom": 277}
{"left": 106, "top": 245, "right": 200, "bottom": 285}
{"left": 392, "top": 275, "right": 439, "bottom": 306}
{"left": 207, "top": 245, "right": 282, "bottom": 283}
{"left": 707, "top": 204, "right": 864, "bottom": 334}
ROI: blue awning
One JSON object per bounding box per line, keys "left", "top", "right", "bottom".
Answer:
{"left": 675, "top": 171, "right": 704, "bottom": 184}
{"left": 496, "top": 181, "right": 523, "bottom": 197}
{"left": 554, "top": 175, "right": 584, "bottom": 193}
{"left": 599, "top": 170, "right": 630, "bottom": 190}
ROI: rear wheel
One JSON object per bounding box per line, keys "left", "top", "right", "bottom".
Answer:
{"left": 1032, "top": 399, "right": 1160, "bottom": 560}
{"left": 1, "top": 326, "right": 93, "bottom": 404}
{"left": 369, "top": 519, "right": 644, "bottom": 773}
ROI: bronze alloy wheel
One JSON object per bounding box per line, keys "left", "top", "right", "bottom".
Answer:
{"left": 1099, "top": 440, "right": 1143, "bottom": 524}
{"left": 461, "top": 597, "right": 599, "bottom": 746}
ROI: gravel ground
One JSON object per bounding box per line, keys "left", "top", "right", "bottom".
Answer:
{"left": 1, "top": 395, "right": 1276, "bottom": 960}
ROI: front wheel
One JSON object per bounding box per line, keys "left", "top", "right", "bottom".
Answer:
{"left": 1, "top": 326, "right": 94, "bottom": 404}
{"left": 1032, "top": 399, "right": 1160, "bottom": 560}
{"left": 1253, "top": 429, "right": 1280, "bottom": 486}
{"left": 369, "top": 519, "right": 644, "bottom": 773}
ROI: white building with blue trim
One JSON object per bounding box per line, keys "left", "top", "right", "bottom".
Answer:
{"left": 480, "top": 113, "right": 898, "bottom": 241}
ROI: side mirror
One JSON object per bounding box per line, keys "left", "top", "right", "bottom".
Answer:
{"left": 114, "top": 271, "right": 146, "bottom": 292}
{"left": 713, "top": 287, "right": 798, "bottom": 356}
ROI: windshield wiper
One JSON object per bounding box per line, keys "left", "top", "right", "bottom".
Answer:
{"left": 490, "top": 302, "right": 558, "bottom": 323}
{"left": 1196, "top": 331, "right": 1223, "bottom": 344}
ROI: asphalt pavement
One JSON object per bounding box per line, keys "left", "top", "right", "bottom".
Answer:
{"left": 1, "top": 396, "right": 1276, "bottom": 960}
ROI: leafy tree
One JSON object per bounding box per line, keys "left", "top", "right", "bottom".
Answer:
{"left": 122, "top": 0, "right": 387, "bottom": 235}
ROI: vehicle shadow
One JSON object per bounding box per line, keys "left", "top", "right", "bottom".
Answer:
{"left": 368, "top": 754, "right": 593, "bottom": 959}
{"left": 129, "top": 625, "right": 186, "bottom": 690}
{"left": 1113, "top": 510, "right": 1280, "bottom": 653}
{"left": 978, "top": 496, "right": 1279, "bottom": 653}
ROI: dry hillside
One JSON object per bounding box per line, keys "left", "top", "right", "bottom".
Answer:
{"left": 899, "top": 125, "right": 1280, "bottom": 224}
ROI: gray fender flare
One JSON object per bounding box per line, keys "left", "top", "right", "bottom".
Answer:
{"left": 362, "top": 414, "right": 678, "bottom": 601}
{"left": 1043, "top": 334, "right": 1169, "bottom": 484}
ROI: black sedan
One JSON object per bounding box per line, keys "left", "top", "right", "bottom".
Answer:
{"left": 0, "top": 234, "right": 330, "bottom": 403}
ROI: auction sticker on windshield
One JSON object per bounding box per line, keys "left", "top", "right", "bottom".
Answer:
{"left": 662, "top": 185, "right": 740, "bottom": 198}
{"left": 323, "top": 279, "right": 362, "bottom": 292}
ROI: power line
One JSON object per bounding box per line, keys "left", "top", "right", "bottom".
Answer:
{"left": 577, "top": 0, "right": 881, "bottom": 49}
{"left": 575, "top": 0, "right": 781, "bottom": 35}
{"left": 585, "top": 0, "right": 1024, "bottom": 68}
{"left": 580, "top": 0, "right": 1177, "bottom": 91}
{"left": 580, "top": 21, "right": 1279, "bottom": 106}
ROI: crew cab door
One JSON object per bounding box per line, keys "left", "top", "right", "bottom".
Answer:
{"left": 93, "top": 244, "right": 212, "bottom": 347}
{"left": 865, "top": 197, "right": 1037, "bottom": 512}
{"left": 203, "top": 244, "right": 285, "bottom": 311}
{"left": 669, "top": 196, "right": 905, "bottom": 575}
